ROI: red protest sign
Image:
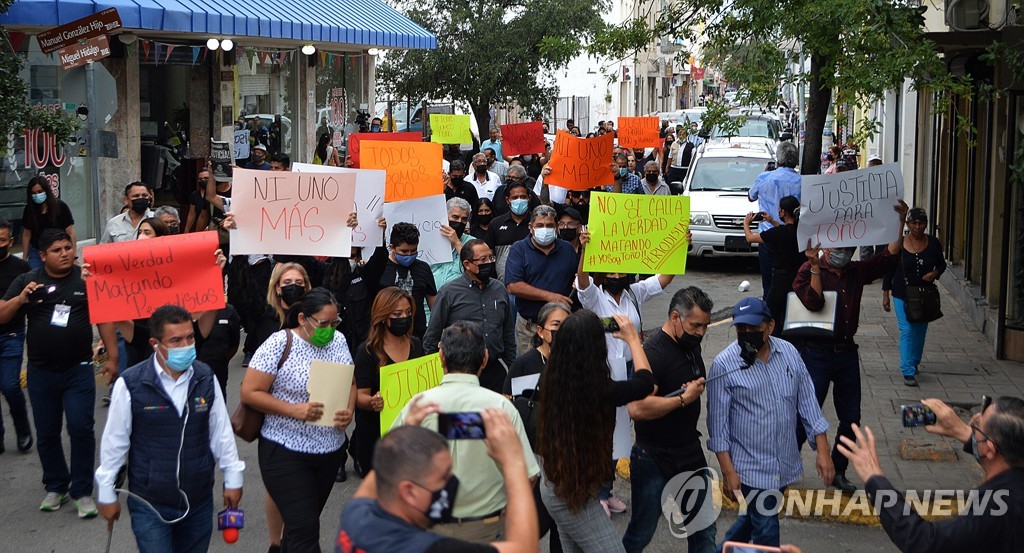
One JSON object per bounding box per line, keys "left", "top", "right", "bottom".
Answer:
{"left": 347, "top": 132, "right": 421, "bottom": 167}
{"left": 83, "top": 231, "right": 225, "bottom": 324}
{"left": 617, "top": 117, "right": 663, "bottom": 149}
{"left": 545, "top": 131, "right": 614, "bottom": 191}
{"left": 500, "top": 121, "right": 546, "bottom": 156}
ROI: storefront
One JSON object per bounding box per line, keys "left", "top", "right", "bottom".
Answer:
{"left": 1, "top": 0, "right": 435, "bottom": 242}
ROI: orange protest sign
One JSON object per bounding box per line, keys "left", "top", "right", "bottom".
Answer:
{"left": 83, "top": 231, "right": 225, "bottom": 324}
{"left": 361, "top": 141, "right": 444, "bottom": 202}
{"left": 500, "top": 121, "right": 545, "bottom": 156}
{"left": 545, "top": 131, "right": 614, "bottom": 191}
{"left": 616, "top": 117, "right": 663, "bottom": 149}
{"left": 347, "top": 132, "right": 421, "bottom": 167}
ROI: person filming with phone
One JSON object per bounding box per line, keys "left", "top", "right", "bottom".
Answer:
{"left": 838, "top": 396, "right": 1024, "bottom": 552}
{"left": 392, "top": 321, "right": 540, "bottom": 543}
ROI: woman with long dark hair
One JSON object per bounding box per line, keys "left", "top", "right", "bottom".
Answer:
{"left": 537, "top": 310, "right": 655, "bottom": 552}
{"left": 743, "top": 195, "right": 803, "bottom": 335}
{"left": 351, "top": 286, "right": 421, "bottom": 476}
{"left": 312, "top": 133, "right": 340, "bottom": 166}
{"left": 470, "top": 197, "right": 495, "bottom": 239}
{"left": 21, "top": 176, "right": 75, "bottom": 269}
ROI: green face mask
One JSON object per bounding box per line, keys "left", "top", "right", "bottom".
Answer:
{"left": 306, "top": 323, "right": 335, "bottom": 347}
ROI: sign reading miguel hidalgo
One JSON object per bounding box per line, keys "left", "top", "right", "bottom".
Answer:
{"left": 37, "top": 8, "right": 122, "bottom": 54}
{"left": 57, "top": 35, "right": 112, "bottom": 70}
{"left": 797, "top": 163, "right": 905, "bottom": 249}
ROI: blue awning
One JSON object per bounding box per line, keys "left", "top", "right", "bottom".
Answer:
{"left": 1, "top": 0, "right": 436, "bottom": 49}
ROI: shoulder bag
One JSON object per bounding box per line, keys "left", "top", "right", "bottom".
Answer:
{"left": 512, "top": 387, "right": 540, "bottom": 448}
{"left": 231, "top": 329, "right": 293, "bottom": 442}
{"left": 901, "top": 244, "right": 943, "bottom": 323}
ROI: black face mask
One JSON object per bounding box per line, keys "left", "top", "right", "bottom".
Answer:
{"left": 558, "top": 228, "right": 578, "bottom": 242}
{"left": 475, "top": 261, "right": 497, "bottom": 283}
{"left": 420, "top": 475, "right": 459, "bottom": 526}
{"left": 474, "top": 165, "right": 488, "bottom": 175}
{"left": 603, "top": 275, "right": 631, "bottom": 296}
{"left": 451, "top": 176, "right": 466, "bottom": 185}
{"left": 279, "top": 284, "right": 305, "bottom": 306}
{"left": 448, "top": 220, "right": 466, "bottom": 237}
{"left": 388, "top": 316, "right": 412, "bottom": 336}
{"left": 130, "top": 198, "right": 150, "bottom": 215}
{"left": 167, "top": 226, "right": 180, "bottom": 235}
{"left": 678, "top": 330, "right": 703, "bottom": 349}
{"left": 0, "top": 245, "right": 8, "bottom": 259}
{"left": 645, "top": 173, "right": 659, "bottom": 184}
{"left": 475, "top": 213, "right": 493, "bottom": 226}
{"left": 737, "top": 330, "right": 766, "bottom": 366}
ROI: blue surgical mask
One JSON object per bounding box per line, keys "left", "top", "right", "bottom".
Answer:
{"left": 510, "top": 198, "right": 529, "bottom": 216}
{"left": 618, "top": 167, "right": 628, "bottom": 177}
{"left": 395, "top": 252, "right": 418, "bottom": 267}
{"left": 32, "top": 192, "right": 47, "bottom": 205}
{"left": 533, "top": 227, "right": 556, "bottom": 246}
{"left": 159, "top": 344, "right": 196, "bottom": 372}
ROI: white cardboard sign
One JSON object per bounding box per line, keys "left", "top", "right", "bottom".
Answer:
{"left": 797, "top": 163, "right": 904, "bottom": 250}
{"left": 383, "top": 194, "right": 453, "bottom": 265}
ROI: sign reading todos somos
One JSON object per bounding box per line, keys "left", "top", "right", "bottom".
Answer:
{"left": 83, "top": 231, "right": 225, "bottom": 324}
{"left": 228, "top": 167, "right": 357, "bottom": 257}
{"left": 797, "top": 163, "right": 905, "bottom": 250}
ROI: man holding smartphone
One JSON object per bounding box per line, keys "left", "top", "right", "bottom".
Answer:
{"left": 392, "top": 322, "right": 539, "bottom": 543}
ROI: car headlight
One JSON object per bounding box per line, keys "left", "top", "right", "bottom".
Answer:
{"left": 690, "top": 212, "right": 712, "bottom": 226}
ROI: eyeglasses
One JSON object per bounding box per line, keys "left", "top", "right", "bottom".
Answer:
{"left": 970, "top": 424, "right": 999, "bottom": 450}
{"left": 307, "top": 315, "right": 342, "bottom": 328}
{"left": 471, "top": 255, "right": 497, "bottom": 264}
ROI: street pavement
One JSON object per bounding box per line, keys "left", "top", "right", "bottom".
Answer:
{"left": 0, "top": 256, "right": 1015, "bottom": 552}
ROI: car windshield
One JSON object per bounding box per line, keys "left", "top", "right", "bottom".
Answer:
{"left": 689, "top": 157, "right": 770, "bottom": 191}
{"left": 711, "top": 117, "right": 775, "bottom": 139}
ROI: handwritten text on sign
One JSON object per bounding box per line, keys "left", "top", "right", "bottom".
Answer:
{"left": 429, "top": 114, "right": 472, "bottom": 144}
{"left": 584, "top": 192, "right": 690, "bottom": 274}
{"left": 382, "top": 194, "right": 453, "bottom": 265}
{"left": 797, "top": 162, "right": 905, "bottom": 249}
{"left": 84, "top": 231, "right": 225, "bottom": 324}
{"left": 500, "top": 121, "right": 545, "bottom": 156}
{"left": 361, "top": 141, "right": 443, "bottom": 202}
{"left": 292, "top": 163, "right": 385, "bottom": 248}
{"left": 380, "top": 353, "right": 443, "bottom": 435}
{"left": 229, "top": 168, "right": 357, "bottom": 257}
{"left": 346, "top": 132, "right": 420, "bottom": 168}
{"left": 546, "top": 131, "right": 614, "bottom": 191}
{"left": 616, "top": 117, "right": 663, "bottom": 149}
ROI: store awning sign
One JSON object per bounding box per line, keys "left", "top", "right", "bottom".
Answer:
{"left": 57, "top": 35, "right": 111, "bottom": 71}
{"left": 37, "top": 8, "right": 122, "bottom": 54}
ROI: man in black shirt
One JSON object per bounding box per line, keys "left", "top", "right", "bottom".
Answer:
{"left": 195, "top": 304, "right": 242, "bottom": 396}
{"left": 444, "top": 161, "right": 479, "bottom": 206}
{"left": 484, "top": 182, "right": 532, "bottom": 282}
{"left": 839, "top": 396, "right": 1024, "bottom": 553}
{"left": 363, "top": 223, "right": 438, "bottom": 339}
{"left": 0, "top": 219, "right": 32, "bottom": 453}
{"left": 0, "top": 229, "right": 118, "bottom": 516}
{"left": 622, "top": 287, "right": 715, "bottom": 553}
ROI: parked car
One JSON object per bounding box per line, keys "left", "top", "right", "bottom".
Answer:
{"left": 684, "top": 142, "right": 774, "bottom": 257}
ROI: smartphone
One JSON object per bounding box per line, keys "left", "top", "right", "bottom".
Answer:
{"left": 901, "top": 404, "right": 937, "bottom": 427}
{"left": 601, "top": 317, "right": 620, "bottom": 333}
{"left": 751, "top": 212, "right": 766, "bottom": 222}
{"left": 437, "top": 412, "right": 486, "bottom": 440}
{"left": 981, "top": 395, "right": 992, "bottom": 412}
{"left": 722, "top": 542, "right": 782, "bottom": 553}
{"left": 29, "top": 284, "right": 57, "bottom": 301}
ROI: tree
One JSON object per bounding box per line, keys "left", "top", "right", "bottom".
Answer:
{"left": 594, "top": 0, "right": 965, "bottom": 174}
{"left": 377, "top": 0, "right": 607, "bottom": 139}
{"left": 1, "top": 0, "right": 78, "bottom": 145}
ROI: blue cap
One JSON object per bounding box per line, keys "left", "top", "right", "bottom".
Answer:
{"left": 731, "top": 297, "right": 772, "bottom": 326}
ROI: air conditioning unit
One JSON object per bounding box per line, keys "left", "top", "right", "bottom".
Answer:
{"left": 946, "top": 0, "right": 1010, "bottom": 30}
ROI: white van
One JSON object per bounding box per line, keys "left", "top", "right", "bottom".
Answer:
{"left": 684, "top": 142, "right": 774, "bottom": 257}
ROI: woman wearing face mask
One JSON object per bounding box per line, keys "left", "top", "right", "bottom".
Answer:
{"left": 503, "top": 301, "right": 570, "bottom": 396}
{"left": 470, "top": 198, "right": 495, "bottom": 239}
{"left": 351, "top": 287, "right": 421, "bottom": 477}
{"left": 21, "top": 176, "right": 76, "bottom": 269}
{"left": 743, "top": 195, "right": 803, "bottom": 336}
{"left": 823, "top": 146, "right": 842, "bottom": 174}
{"left": 241, "top": 288, "right": 356, "bottom": 553}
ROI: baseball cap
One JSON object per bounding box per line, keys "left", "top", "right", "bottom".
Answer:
{"left": 906, "top": 207, "right": 928, "bottom": 222}
{"left": 253, "top": 144, "right": 268, "bottom": 152}
{"left": 868, "top": 154, "right": 882, "bottom": 163}
{"left": 732, "top": 297, "right": 772, "bottom": 327}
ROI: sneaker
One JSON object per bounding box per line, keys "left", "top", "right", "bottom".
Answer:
{"left": 75, "top": 496, "right": 99, "bottom": 519}
{"left": 17, "top": 433, "right": 33, "bottom": 453}
{"left": 242, "top": 353, "right": 253, "bottom": 368}
{"left": 605, "top": 495, "right": 627, "bottom": 513}
{"left": 40, "top": 492, "right": 69, "bottom": 512}
{"left": 599, "top": 499, "right": 611, "bottom": 517}
{"left": 904, "top": 376, "right": 918, "bottom": 387}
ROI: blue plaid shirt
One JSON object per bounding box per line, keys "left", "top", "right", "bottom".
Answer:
{"left": 603, "top": 172, "right": 644, "bottom": 194}
{"left": 707, "top": 337, "right": 829, "bottom": 490}
{"left": 748, "top": 167, "right": 801, "bottom": 232}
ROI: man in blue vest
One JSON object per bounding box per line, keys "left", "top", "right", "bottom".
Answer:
{"left": 95, "top": 305, "right": 244, "bottom": 552}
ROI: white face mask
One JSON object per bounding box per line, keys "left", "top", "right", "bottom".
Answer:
{"left": 533, "top": 227, "right": 556, "bottom": 246}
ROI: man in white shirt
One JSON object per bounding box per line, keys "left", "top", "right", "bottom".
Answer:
{"left": 99, "top": 182, "right": 155, "bottom": 243}
{"left": 469, "top": 153, "right": 502, "bottom": 200}
{"left": 96, "top": 305, "right": 244, "bottom": 553}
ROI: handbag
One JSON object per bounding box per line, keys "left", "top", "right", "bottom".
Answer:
{"left": 231, "top": 330, "right": 293, "bottom": 442}
{"left": 512, "top": 388, "right": 540, "bottom": 448}
{"left": 901, "top": 245, "right": 943, "bottom": 323}
{"left": 782, "top": 290, "right": 839, "bottom": 339}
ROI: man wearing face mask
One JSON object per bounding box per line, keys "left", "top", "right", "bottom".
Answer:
{"left": 483, "top": 148, "right": 508, "bottom": 180}
{"left": 392, "top": 322, "right": 540, "bottom": 543}
{"left": 363, "top": 223, "right": 438, "bottom": 340}
{"left": 491, "top": 166, "right": 540, "bottom": 219}
{"left": 707, "top": 297, "right": 833, "bottom": 549}
{"left": 556, "top": 207, "right": 583, "bottom": 253}
{"left": 444, "top": 161, "right": 480, "bottom": 206}
{"left": 423, "top": 241, "right": 516, "bottom": 393}
{"left": 607, "top": 153, "right": 644, "bottom": 194}
{"left": 792, "top": 200, "right": 909, "bottom": 494}
{"left": 95, "top": 305, "right": 244, "bottom": 552}
{"left": 623, "top": 287, "right": 715, "bottom": 553}
{"left": 838, "top": 397, "right": 1024, "bottom": 553}
{"left": 338, "top": 412, "right": 539, "bottom": 553}
{"left": 484, "top": 182, "right": 534, "bottom": 282}
{"left": 469, "top": 153, "right": 502, "bottom": 201}
{"left": 640, "top": 161, "right": 671, "bottom": 195}
{"left": 504, "top": 206, "right": 579, "bottom": 355}
{"left": 153, "top": 206, "right": 181, "bottom": 235}
{"left": 245, "top": 144, "right": 271, "bottom": 170}
{"left": 431, "top": 198, "right": 477, "bottom": 289}
{"left": 100, "top": 182, "right": 155, "bottom": 243}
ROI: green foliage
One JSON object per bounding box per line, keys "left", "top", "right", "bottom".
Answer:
{"left": 377, "top": 0, "right": 607, "bottom": 130}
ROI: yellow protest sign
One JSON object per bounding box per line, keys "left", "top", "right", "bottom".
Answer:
{"left": 583, "top": 192, "right": 690, "bottom": 274}
{"left": 429, "top": 114, "right": 473, "bottom": 144}
{"left": 379, "top": 353, "right": 443, "bottom": 436}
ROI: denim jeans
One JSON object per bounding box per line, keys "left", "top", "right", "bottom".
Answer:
{"left": 757, "top": 242, "right": 773, "bottom": 300}
{"left": 128, "top": 494, "right": 213, "bottom": 553}
{"left": 26, "top": 362, "right": 95, "bottom": 498}
{"left": 0, "top": 332, "right": 31, "bottom": 441}
{"left": 893, "top": 298, "right": 928, "bottom": 377}
{"left": 622, "top": 446, "right": 716, "bottom": 553}
{"left": 796, "top": 347, "right": 860, "bottom": 477}
{"left": 719, "top": 485, "right": 782, "bottom": 550}
{"left": 26, "top": 246, "right": 43, "bottom": 270}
